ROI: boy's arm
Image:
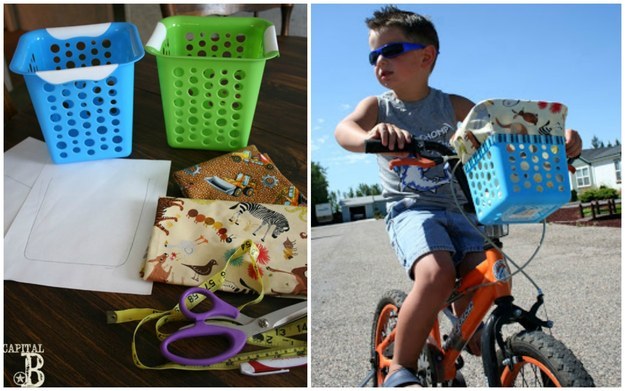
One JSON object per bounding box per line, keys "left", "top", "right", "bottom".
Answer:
{"left": 335, "top": 96, "right": 412, "bottom": 153}
{"left": 448, "top": 94, "right": 475, "bottom": 147}
{"left": 449, "top": 94, "right": 475, "bottom": 123}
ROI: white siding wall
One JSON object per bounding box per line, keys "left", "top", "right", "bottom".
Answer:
{"left": 594, "top": 162, "right": 618, "bottom": 188}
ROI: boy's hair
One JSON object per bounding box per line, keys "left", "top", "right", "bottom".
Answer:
{"left": 366, "top": 5, "right": 439, "bottom": 68}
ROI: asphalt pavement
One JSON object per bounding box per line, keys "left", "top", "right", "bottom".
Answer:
{"left": 311, "top": 219, "right": 621, "bottom": 387}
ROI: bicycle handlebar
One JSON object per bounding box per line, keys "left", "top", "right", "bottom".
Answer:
{"left": 365, "top": 136, "right": 582, "bottom": 221}
{"left": 364, "top": 138, "right": 452, "bottom": 163}
{"left": 364, "top": 137, "right": 476, "bottom": 214}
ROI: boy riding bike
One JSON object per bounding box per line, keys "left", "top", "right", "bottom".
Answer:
{"left": 334, "top": 6, "right": 582, "bottom": 387}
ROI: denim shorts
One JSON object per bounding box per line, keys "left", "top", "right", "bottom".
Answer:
{"left": 385, "top": 203, "right": 485, "bottom": 279}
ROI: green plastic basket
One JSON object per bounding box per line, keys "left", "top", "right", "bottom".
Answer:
{"left": 146, "top": 16, "right": 279, "bottom": 151}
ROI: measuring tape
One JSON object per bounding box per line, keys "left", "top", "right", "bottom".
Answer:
{"left": 108, "top": 239, "right": 307, "bottom": 371}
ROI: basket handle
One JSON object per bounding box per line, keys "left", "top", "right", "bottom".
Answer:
{"left": 263, "top": 25, "right": 279, "bottom": 59}
{"left": 145, "top": 20, "right": 279, "bottom": 58}
{"left": 145, "top": 22, "right": 167, "bottom": 55}
{"left": 46, "top": 23, "right": 112, "bottom": 40}
{"left": 36, "top": 65, "right": 118, "bottom": 84}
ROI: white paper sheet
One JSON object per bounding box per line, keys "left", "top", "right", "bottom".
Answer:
{"left": 4, "top": 137, "right": 51, "bottom": 234}
{"left": 4, "top": 149, "right": 171, "bottom": 295}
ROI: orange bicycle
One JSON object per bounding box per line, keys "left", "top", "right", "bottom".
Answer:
{"left": 362, "top": 138, "right": 595, "bottom": 387}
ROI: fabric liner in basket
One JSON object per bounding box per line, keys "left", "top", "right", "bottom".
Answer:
{"left": 141, "top": 197, "right": 307, "bottom": 298}
{"left": 452, "top": 99, "right": 568, "bottom": 163}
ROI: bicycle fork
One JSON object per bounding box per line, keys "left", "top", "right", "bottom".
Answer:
{"left": 481, "top": 294, "right": 554, "bottom": 386}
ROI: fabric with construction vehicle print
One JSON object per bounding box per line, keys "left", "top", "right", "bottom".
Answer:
{"left": 173, "top": 145, "right": 307, "bottom": 206}
{"left": 452, "top": 99, "right": 568, "bottom": 163}
{"left": 141, "top": 197, "right": 308, "bottom": 298}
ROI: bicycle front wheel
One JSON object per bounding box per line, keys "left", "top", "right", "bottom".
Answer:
{"left": 498, "top": 330, "right": 595, "bottom": 387}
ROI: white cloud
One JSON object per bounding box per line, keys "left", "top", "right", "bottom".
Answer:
{"left": 312, "top": 117, "right": 328, "bottom": 132}
{"left": 340, "top": 103, "right": 352, "bottom": 111}
{"left": 325, "top": 152, "right": 372, "bottom": 165}
{"left": 311, "top": 135, "right": 330, "bottom": 152}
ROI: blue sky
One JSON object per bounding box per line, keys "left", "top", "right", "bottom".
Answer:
{"left": 311, "top": 3, "right": 621, "bottom": 197}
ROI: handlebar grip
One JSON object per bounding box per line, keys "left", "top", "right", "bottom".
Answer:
{"left": 364, "top": 139, "right": 415, "bottom": 154}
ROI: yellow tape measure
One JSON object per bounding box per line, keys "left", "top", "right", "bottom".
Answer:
{"left": 108, "top": 239, "right": 307, "bottom": 371}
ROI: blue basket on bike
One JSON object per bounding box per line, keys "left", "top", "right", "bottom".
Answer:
{"left": 9, "top": 22, "right": 144, "bottom": 164}
{"left": 464, "top": 133, "right": 571, "bottom": 224}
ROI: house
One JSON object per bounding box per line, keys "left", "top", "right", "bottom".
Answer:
{"left": 339, "top": 195, "right": 388, "bottom": 222}
{"left": 570, "top": 145, "right": 621, "bottom": 193}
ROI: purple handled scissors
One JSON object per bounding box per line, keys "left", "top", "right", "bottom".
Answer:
{"left": 161, "top": 287, "right": 307, "bottom": 366}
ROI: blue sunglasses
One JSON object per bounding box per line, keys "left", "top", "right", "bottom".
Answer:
{"left": 369, "top": 42, "right": 426, "bottom": 65}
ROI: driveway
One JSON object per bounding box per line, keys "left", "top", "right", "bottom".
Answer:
{"left": 311, "top": 219, "right": 621, "bottom": 387}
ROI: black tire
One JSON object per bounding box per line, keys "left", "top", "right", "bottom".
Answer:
{"left": 370, "top": 289, "right": 406, "bottom": 387}
{"left": 370, "top": 290, "right": 466, "bottom": 387}
{"left": 498, "top": 330, "right": 595, "bottom": 387}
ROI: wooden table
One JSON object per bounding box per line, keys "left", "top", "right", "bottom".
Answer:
{"left": 4, "top": 36, "right": 307, "bottom": 387}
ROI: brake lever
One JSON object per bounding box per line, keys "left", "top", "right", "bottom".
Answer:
{"left": 364, "top": 138, "right": 445, "bottom": 169}
{"left": 388, "top": 155, "right": 439, "bottom": 170}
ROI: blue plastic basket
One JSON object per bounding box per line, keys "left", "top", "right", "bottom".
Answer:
{"left": 9, "top": 23, "right": 144, "bottom": 163}
{"left": 464, "top": 133, "right": 571, "bottom": 224}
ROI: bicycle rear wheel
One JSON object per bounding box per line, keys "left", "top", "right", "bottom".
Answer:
{"left": 498, "top": 330, "right": 595, "bottom": 387}
{"left": 370, "top": 289, "right": 406, "bottom": 387}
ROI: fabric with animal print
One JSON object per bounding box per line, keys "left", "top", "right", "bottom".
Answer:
{"left": 141, "top": 197, "right": 307, "bottom": 298}
{"left": 452, "top": 99, "right": 568, "bottom": 163}
{"left": 173, "top": 145, "right": 307, "bottom": 206}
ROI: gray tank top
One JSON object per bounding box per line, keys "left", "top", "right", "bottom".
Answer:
{"left": 376, "top": 88, "right": 468, "bottom": 211}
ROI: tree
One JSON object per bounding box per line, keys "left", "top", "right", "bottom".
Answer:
{"left": 590, "top": 135, "right": 620, "bottom": 149}
{"left": 591, "top": 135, "right": 601, "bottom": 149}
{"left": 329, "top": 190, "right": 340, "bottom": 213}
{"left": 311, "top": 162, "right": 330, "bottom": 205}
{"left": 345, "top": 183, "right": 382, "bottom": 198}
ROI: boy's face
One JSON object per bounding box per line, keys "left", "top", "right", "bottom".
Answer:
{"left": 368, "top": 27, "right": 430, "bottom": 89}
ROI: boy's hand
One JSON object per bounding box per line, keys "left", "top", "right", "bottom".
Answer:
{"left": 366, "top": 122, "right": 412, "bottom": 153}
{"left": 565, "top": 129, "right": 582, "bottom": 159}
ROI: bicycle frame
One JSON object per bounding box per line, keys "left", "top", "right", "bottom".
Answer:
{"left": 434, "top": 245, "right": 512, "bottom": 382}
{"left": 373, "top": 244, "right": 512, "bottom": 385}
